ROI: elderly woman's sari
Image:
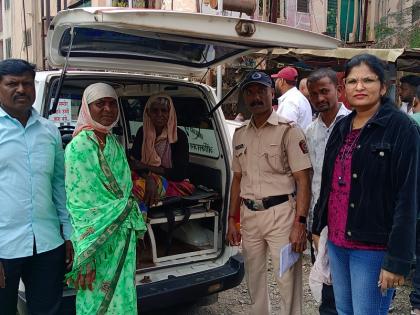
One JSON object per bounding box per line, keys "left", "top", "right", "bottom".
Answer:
{"left": 131, "top": 93, "right": 194, "bottom": 214}
{"left": 65, "top": 83, "right": 146, "bottom": 315}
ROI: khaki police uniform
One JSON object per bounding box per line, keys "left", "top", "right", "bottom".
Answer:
{"left": 232, "top": 110, "right": 312, "bottom": 315}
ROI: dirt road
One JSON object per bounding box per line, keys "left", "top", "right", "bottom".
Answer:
{"left": 145, "top": 254, "right": 412, "bottom": 315}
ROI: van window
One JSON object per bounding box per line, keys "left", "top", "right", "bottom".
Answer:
{"left": 45, "top": 79, "right": 220, "bottom": 159}
{"left": 59, "top": 27, "right": 247, "bottom": 68}
{"left": 121, "top": 96, "right": 220, "bottom": 158}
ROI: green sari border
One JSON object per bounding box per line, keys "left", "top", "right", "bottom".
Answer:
{"left": 87, "top": 133, "right": 124, "bottom": 199}
{"left": 77, "top": 198, "right": 133, "bottom": 266}
{"left": 97, "top": 230, "right": 133, "bottom": 315}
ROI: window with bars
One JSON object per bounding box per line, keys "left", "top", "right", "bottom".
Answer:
{"left": 297, "top": 0, "right": 309, "bottom": 13}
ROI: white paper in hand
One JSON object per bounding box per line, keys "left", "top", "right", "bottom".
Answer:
{"left": 279, "top": 243, "right": 300, "bottom": 277}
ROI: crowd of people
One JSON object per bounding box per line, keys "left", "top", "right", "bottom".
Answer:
{"left": 227, "top": 53, "right": 420, "bottom": 315}
{"left": 0, "top": 53, "right": 419, "bottom": 315}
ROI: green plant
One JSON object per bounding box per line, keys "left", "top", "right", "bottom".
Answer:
{"left": 326, "top": 8, "right": 337, "bottom": 36}
{"left": 112, "top": 0, "right": 128, "bottom": 7}
{"left": 410, "top": 29, "right": 420, "bottom": 48}
{"left": 133, "top": 0, "right": 146, "bottom": 7}
{"left": 375, "top": 17, "right": 394, "bottom": 41}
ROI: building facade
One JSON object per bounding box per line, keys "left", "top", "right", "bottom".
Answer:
{"left": 0, "top": 0, "right": 112, "bottom": 68}
{"left": 1, "top": 0, "right": 418, "bottom": 68}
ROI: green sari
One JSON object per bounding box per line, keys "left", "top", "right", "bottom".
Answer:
{"left": 65, "top": 130, "right": 146, "bottom": 315}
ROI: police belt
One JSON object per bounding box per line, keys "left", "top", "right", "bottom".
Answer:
{"left": 243, "top": 194, "right": 290, "bottom": 211}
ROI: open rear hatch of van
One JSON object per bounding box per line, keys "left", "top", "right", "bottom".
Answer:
{"left": 47, "top": 7, "right": 340, "bottom": 77}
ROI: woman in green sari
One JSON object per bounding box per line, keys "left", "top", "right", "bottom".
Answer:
{"left": 65, "top": 83, "right": 146, "bottom": 315}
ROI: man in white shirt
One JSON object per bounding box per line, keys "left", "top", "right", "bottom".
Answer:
{"left": 272, "top": 66, "right": 313, "bottom": 129}
{"left": 299, "top": 77, "right": 310, "bottom": 100}
{"left": 305, "top": 68, "right": 351, "bottom": 315}
{"left": 399, "top": 75, "right": 420, "bottom": 114}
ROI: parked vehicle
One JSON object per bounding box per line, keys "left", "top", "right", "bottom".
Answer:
{"left": 17, "top": 7, "right": 339, "bottom": 314}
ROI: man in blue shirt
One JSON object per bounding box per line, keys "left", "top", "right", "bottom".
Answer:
{"left": 0, "top": 59, "right": 73, "bottom": 315}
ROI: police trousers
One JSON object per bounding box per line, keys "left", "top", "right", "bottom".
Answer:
{"left": 241, "top": 197, "right": 302, "bottom": 315}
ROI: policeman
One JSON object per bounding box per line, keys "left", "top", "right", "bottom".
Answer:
{"left": 227, "top": 71, "right": 312, "bottom": 315}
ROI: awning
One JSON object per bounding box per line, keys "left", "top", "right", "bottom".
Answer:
{"left": 256, "top": 47, "right": 420, "bottom": 73}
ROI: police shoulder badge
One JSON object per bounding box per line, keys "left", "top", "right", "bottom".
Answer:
{"left": 299, "top": 140, "right": 308, "bottom": 154}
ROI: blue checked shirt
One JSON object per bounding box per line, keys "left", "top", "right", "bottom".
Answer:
{"left": 0, "top": 107, "right": 71, "bottom": 259}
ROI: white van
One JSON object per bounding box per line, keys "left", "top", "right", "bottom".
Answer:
{"left": 17, "top": 7, "right": 339, "bottom": 314}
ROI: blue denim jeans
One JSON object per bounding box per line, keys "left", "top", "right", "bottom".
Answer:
{"left": 410, "top": 223, "right": 420, "bottom": 310}
{"left": 327, "top": 241, "right": 395, "bottom": 315}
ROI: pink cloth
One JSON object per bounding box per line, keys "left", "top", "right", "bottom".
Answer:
{"left": 155, "top": 139, "right": 172, "bottom": 168}
{"left": 73, "top": 83, "right": 120, "bottom": 137}
{"left": 141, "top": 93, "right": 178, "bottom": 167}
{"left": 328, "top": 129, "right": 386, "bottom": 250}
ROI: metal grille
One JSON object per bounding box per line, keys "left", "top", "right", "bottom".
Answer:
{"left": 297, "top": 0, "right": 309, "bottom": 13}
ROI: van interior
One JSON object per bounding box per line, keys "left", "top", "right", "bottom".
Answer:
{"left": 45, "top": 74, "right": 230, "bottom": 274}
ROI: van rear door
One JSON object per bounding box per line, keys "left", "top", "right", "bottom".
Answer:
{"left": 47, "top": 7, "right": 340, "bottom": 76}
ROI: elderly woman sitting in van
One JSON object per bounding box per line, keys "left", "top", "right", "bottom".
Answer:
{"left": 65, "top": 83, "right": 146, "bottom": 315}
{"left": 129, "top": 93, "right": 194, "bottom": 210}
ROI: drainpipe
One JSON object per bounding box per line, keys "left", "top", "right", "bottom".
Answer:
{"left": 262, "top": 0, "right": 267, "bottom": 21}
{"left": 362, "top": 0, "right": 369, "bottom": 42}
{"left": 216, "top": 0, "right": 223, "bottom": 101}
{"left": 46, "top": 0, "right": 51, "bottom": 30}
{"left": 32, "top": 0, "right": 40, "bottom": 67}
{"left": 336, "top": 0, "right": 341, "bottom": 39}
{"left": 22, "top": 0, "right": 29, "bottom": 62}
{"left": 41, "top": 0, "right": 46, "bottom": 69}
{"left": 344, "top": 0, "right": 351, "bottom": 42}
{"left": 270, "top": 0, "right": 278, "bottom": 23}
{"left": 350, "top": 0, "right": 359, "bottom": 42}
